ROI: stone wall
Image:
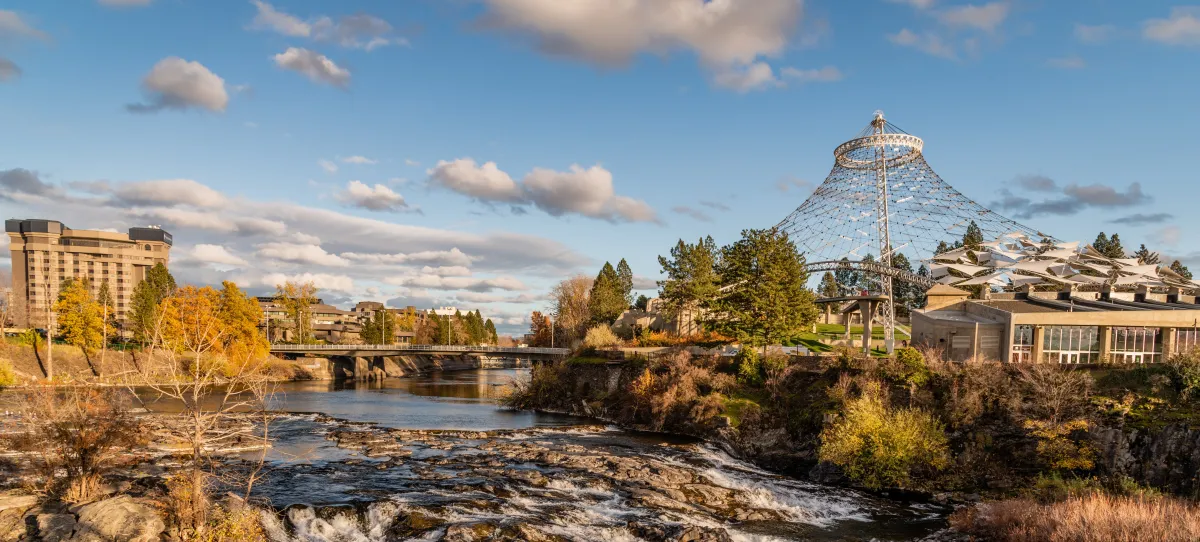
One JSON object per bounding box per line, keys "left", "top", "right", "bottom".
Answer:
{"left": 1092, "top": 423, "right": 1200, "bottom": 496}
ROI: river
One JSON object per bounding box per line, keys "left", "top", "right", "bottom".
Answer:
{"left": 192, "top": 369, "right": 949, "bottom": 541}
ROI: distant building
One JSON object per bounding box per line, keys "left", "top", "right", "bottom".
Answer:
{"left": 258, "top": 297, "right": 414, "bottom": 344}
{"left": 6, "top": 218, "right": 172, "bottom": 329}
{"left": 613, "top": 297, "right": 701, "bottom": 337}
{"left": 431, "top": 306, "right": 458, "bottom": 316}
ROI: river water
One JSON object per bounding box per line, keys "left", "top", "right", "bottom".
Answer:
{"left": 206, "top": 369, "right": 948, "bottom": 542}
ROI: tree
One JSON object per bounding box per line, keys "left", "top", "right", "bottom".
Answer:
{"left": 707, "top": 228, "right": 818, "bottom": 349}
{"left": 962, "top": 220, "right": 984, "bottom": 251}
{"left": 835, "top": 258, "right": 859, "bottom": 296}
{"left": 96, "top": 280, "right": 115, "bottom": 367}
{"left": 1134, "top": 244, "right": 1161, "bottom": 265}
{"left": 589, "top": 262, "right": 626, "bottom": 325}
{"left": 217, "top": 282, "right": 268, "bottom": 372}
{"left": 127, "top": 263, "right": 177, "bottom": 346}
{"left": 274, "top": 281, "right": 319, "bottom": 344}
{"left": 616, "top": 259, "right": 634, "bottom": 308}
{"left": 891, "top": 253, "right": 918, "bottom": 317}
{"left": 1171, "top": 260, "right": 1194, "bottom": 280}
{"left": 657, "top": 237, "right": 719, "bottom": 326}
{"left": 529, "top": 311, "right": 553, "bottom": 347}
{"left": 484, "top": 318, "right": 498, "bottom": 345}
{"left": 395, "top": 307, "right": 417, "bottom": 332}
{"left": 54, "top": 278, "right": 105, "bottom": 377}
{"left": 361, "top": 309, "right": 397, "bottom": 345}
{"left": 1094, "top": 232, "right": 1126, "bottom": 259}
{"left": 635, "top": 295, "right": 650, "bottom": 311}
{"left": 551, "top": 276, "right": 593, "bottom": 346}
{"left": 819, "top": 272, "right": 839, "bottom": 298}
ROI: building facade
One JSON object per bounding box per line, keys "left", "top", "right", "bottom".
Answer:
{"left": 913, "top": 285, "right": 1200, "bottom": 363}
{"left": 6, "top": 219, "right": 172, "bottom": 329}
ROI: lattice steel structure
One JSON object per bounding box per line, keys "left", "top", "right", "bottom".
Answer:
{"left": 777, "top": 112, "right": 1047, "bottom": 350}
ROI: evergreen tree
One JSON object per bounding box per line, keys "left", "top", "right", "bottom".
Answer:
{"left": 589, "top": 262, "right": 627, "bottom": 324}
{"left": 707, "top": 229, "right": 818, "bottom": 348}
{"left": 634, "top": 295, "right": 650, "bottom": 311}
{"left": 615, "top": 259, "right": 634, "bottom": 308}
{"left": 962, "top": 221, "right": 984, "bottom": 250}
{"left": 835, "top": 257, "right": 859, "bottom": 296}
{"left": 859, "top": 254, "right": 877, "bottom": 294}
{"left": 127, "top": 263, "right": 177, "bottom": 346}
{"left": 361, "top": 309, "right": 397, "bottom": 345}
{"left": 818, "top": 272, "right": 839, "bottom": 298}
{"left": 1170, "top": 260, "right": 1194, "bottom": 280}
{"left": 891, "top": 253, "right": 917, "bottom": 317}
{"left": 484, "top": 318, "right": 498, "bottom": 344}
{"left": 657, "top": 237, "right": 720, "bottom": 321}
{"left": 529, "top": 311, "right": 553, "bottom": 347}
{"left": 1093, "top": 232, "right": 1110, "bottom": 256}
{"left": 1133, "top": 244, "right": 1160, "bottom": 265}
{"left": 1104, "top": 233, "right": 1126, "bottom": 259}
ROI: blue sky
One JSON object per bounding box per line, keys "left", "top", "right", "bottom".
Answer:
{"left": 1, "top": 0, "right": 1198, "bottom": 333}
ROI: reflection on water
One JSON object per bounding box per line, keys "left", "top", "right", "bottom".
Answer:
{"left": 258, "top": 369, "right": 585, "bottom": 431}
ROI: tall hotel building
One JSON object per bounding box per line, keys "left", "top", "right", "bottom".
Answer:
{"left": 6, "top": 219, "right": 172, "bottom": 329}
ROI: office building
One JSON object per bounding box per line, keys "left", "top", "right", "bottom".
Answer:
{"left": 6, "top": 219, "right": 172, "bottom": 329}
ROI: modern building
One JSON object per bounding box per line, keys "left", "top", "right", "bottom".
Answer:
{"left": 258, "top": 297, "right": 415, "bottom": 344}
{"left": 913, "top": 285, "right": 1200, "bottom": 363}
{"left": 6, "top": 218, "right": 172, "bottom": 329}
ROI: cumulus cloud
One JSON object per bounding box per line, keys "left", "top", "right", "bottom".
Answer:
{"left": 937, "top": 2, "right": 1010, "bottom": 33}
{"left": 127, "top": 57, "right": 229, "bottom": 113}
{"left": 335, "top": 180, "right": 411, "bottom": 212}
{"left": 478, "top": 0, "right": 803, "bottom": 91}
{"left": 318, "top": 159, "right": 338, "bottom": 174}
{"left": 341, "top": 155, "right": 377, "bottom": 165}
{"left": 0, "top": 57, "right": 20, "bottom": 82}
{"left": 110, "top": 179, "right": 227, "bottom": 208}
{"left": 1109, "top": 213, "right": 1173, "bottom": 226}
{"left": 712, "top": 62, "right": 782, "bottom": 92}
{"left": 341, "top": 248, "right": 476, "bottom": 268}
{"left": 888, "top": 29, "right": 957, "bottom": 59}
{"left": 257, "top": 241, "right": 350, "bottom": 267}
{"left": 1144, "top": 7, "right": 1200, "bottom": 46}
{"left": 428, "top": 159, "right": 657, "bottom": 223}
{"left": 261, "top": 272, "right": 355, "bottom": 293}
{"left": 421, "top": 265, "right": 473, "bottom": 277}
{"left": 190, "top": 244, "right": 248, "bottom": 267}
{"left": 1046, "top": 55, "right": 1085, "bottom": 70}
{"left": 250, "top": 1, "right": 405, "bottom": 50}
{"left": 273, "top": 47, "right": 350, "bottom": 87}
{"left": 672, "top": 206, "right": 712, "bottom": 222}
{"left": 1075, "top": 23, "right": 1116, "bottom": 44}
{"left": 0, "top": 168, "right": 59, "bottom": 198}
{"left": 388, "top": 275, "right": 528, "bottom": 293}
{"left": 993, "top": 179, "right": 1152, "bottom": 219}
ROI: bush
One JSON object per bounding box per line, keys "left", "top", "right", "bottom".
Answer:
{"left": 584, "top": 325, "right": 621, "bottom": 349}
{"left": 637, "top": 330, "right": 678, "bottom": 347}
{"left": 819, "top": 382, "right": 950, "bottom": 489}
{"left": 499, "top": 364, "right": 565, "bottom": 411}
{"left": 0, "top": 358, "right": 15, "bottom": 388}
{"left": 1167, "top": 350, "right": 1200, "bottom": 399}
{"left": 892, "top": 347, "right": 931, "bottom": 388}
{"left": 734, "top": 348, "right": 763, "bottom": 387}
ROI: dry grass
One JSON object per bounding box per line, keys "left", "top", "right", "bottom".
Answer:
{"left": 951, "top": 493, "right": 1200, "bottom": 542}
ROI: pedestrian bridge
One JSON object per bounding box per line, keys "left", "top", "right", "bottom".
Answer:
{"left": 269, "top": 344, "right": 570, "bottom": 380}
{"left": 270, "top": 344, "right": 568, "bottom": 357}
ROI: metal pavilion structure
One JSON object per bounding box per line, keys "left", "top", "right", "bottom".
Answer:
{"left": 777, "top": 112, "right": 1048, "bottom": 351}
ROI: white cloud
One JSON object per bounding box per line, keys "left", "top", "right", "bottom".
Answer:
{"left": 0, "top": 10, "right": 50, "bottom": 41}
{"left": 780, "top": 66, "right": 844, "bottom": 84}
{"left": 632, "top": 276, "right": 658, "bottom": 290}
{"left": 428, "top": 159, "right": 657, "bottom": 223}
{"left": 112, "top": 179, "right": 227, "bottom": 208}
{"left": 712, "top": 62, "right": 782, "bottom": 92}
{"left": 257, "top": 241, "right": 350, "bottom": 267}
{"left": 937, "top": 2, "right": 1010, "bottom": 33}
{"left": 885, "top": 0, "right": 935, "bottom": 9}
{"left": 1046, "top": 55, "right": 1085, "bottom": 70}
{"left": 191, "top": 244, "right": 248, "bottom": 267}
{"left": 341, "top": 248, "right": 476, "bottom": 267}
{"left": 428, "top": 159, "right": 525, "bottom": 203}
{"left": 250, "top": 1, "right": 405, "bottom": 50}
{"left": 127, "top": 207, "right": 232, "bottom": 232}
{"left": 420, "top": 265, "right": 473, "bottom": 277}
{"left": 388, "top": 275, "right": 528, "bottom": 293}
{"left": 127, "top": 57, "right": 229, "bottom": 113}
{"left": 1074, "top": 23, "right": 1116, "bottom": 44}
{"left": 273, "top": 47, "right": 351, "bottom": 87}
{"left": 318, "top": 159, "right": 338, "bottom": 174}
{"left": 888, "top": 28, "right": 957, "bottom": 59}
{"left": 335, "top": 180, "right": 411, "bottom": 212}
{"left": 405, "top": 159, "right": 420, "bottom": 167}
{"left": 341, "top": 155, "right": 377, "bottom": 165}
{"left": 479, "top": 0, "right": 803, "bottom": 90}
{"left": 1144, "top": 7, "right": 1200, "bottom": 47}
{"left": 98, "top": 0, "right": 154, "bottom": 7}
{"left": 261, "top": 272, "right": 355, "bottom": 294}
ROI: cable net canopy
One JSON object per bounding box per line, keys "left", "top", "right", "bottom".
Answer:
{"left": 778, "top": 113, "right": 1048, "bottom": 269}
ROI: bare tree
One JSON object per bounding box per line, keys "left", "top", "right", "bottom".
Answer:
{"left": 551, "top": 275, "right": 593, "bottom": 347}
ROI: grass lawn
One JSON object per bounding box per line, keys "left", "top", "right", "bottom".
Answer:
{"left": 788, "top": 333, "right": 835, "bottom": 352}
{"left": 816, "top": 323, "right": 911, "bottom": 340}
{"left": 721, "top": 390, "right": 768, "bottom": 428}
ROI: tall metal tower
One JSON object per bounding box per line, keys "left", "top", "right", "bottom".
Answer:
{"left": 777, "top": 112, "right": 1044, "bottom": 350}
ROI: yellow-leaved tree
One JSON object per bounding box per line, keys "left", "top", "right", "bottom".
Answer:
{"left": 53, "top": 278, "right": 108, "bottom": 377}
{"left": 217, "top": 281, "right": 269, "bottom": 376}
{"left": 274, "top": 281, "right": 319, "bottom": 344}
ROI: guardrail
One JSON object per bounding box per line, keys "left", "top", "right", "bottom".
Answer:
{"left": 269, "top": 344, "right": 569, "bottom": 356}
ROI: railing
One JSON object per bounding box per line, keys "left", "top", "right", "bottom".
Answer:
{"left": 270, "top": 344, "right": 569, "bottom": 356}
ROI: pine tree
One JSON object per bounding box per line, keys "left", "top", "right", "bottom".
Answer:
{"left": 657, "top": 237, "right": 720, "bottom": 321}
{"left": 616, "top": 259, "right": 634, "bottom": 308}
{"left": 835, "top": 258, "right": 859, "bottom": 296}
{"left": 362, "top": 310, "right": 397, "bottom": 345}
{"left": 484, "top": 318, "right": 498, "bottom": 345}
{"left": 127, "top": 263, "right": 177, "bottom": 346}
{"left": 588, "top": 262, "right": 626, "bottom": 324}
{"left": 707, "top": 229, "right": 818, "bottom": 348}
{"left": 891, "top": 253, "right": 916, "bottom": 316}
{"left": 1133, "top": 244, "right": 1160, "bottom": 265}
{"left": 819, "top": 272, "right": 839, "bottom": 298}
{"left": 1171, "top": 260, "right": 1194, "bottom": 280}
{"left": 962, "top": 221, "right": 984, "bottom": 250}
{"left": 1104, "top": 233, "right": 1126, "bottom": 259}
{"left": 635, "top": 295, "right": 650, "bottom": 311}
{"left": 1093, "top": 232, "right": 1110, "bottom": 255}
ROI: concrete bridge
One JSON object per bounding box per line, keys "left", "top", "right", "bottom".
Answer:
{"left": 269, "top": 344, "right": 570, "bottom": 380}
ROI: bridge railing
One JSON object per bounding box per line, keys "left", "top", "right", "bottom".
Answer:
{"left": 269, "top": 344, "right": 569, "bottom": 356}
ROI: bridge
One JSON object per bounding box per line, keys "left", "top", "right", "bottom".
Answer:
{"left": 269, "top": 344, "right": 570, "bottom": 380}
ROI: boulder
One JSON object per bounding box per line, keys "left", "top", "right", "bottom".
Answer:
{"left": 35, "top": 514, "right": 77, "bottom": 542}
{"left": 69, "top": 496, "right": 164, "bottom": 542}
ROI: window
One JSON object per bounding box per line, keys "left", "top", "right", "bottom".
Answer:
{"left": 1042, "top": 326, "right": 1101, "bottom": 364}
{"left": 1111, "top": 327, "right": 1161, "bottom": 363}
{"left": 1178, "top": 328, "right": 1200, "bottom": 355}
{"left": 1011, "top": 325, "right": 1034, "bottom": 363}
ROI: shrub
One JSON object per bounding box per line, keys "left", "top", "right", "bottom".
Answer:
{"left": 637, "top": 330, "right": 678, "bottom": 347}
{"left": 1167, "top": 350, "right": 1200, "bottom": 399}
{"left": 499, "top": 364, "right": 565, "bottom": 411}
{"left": 584, "top": 325, "right": 621, "bottom": 349}
{"left": 893, "top": 347, "right": 931, "bottom": 388}
{"left": 735, "top": 348, "right": 763, "bottom": 387}
{"left": 819, "top": 382, "right": 950, "bottom": 489}
{"left": 950, "top": 493, "right": 1200, "bottom": 542}
{"left": 0, "top": 358, "right": 15, "bottom": 388}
